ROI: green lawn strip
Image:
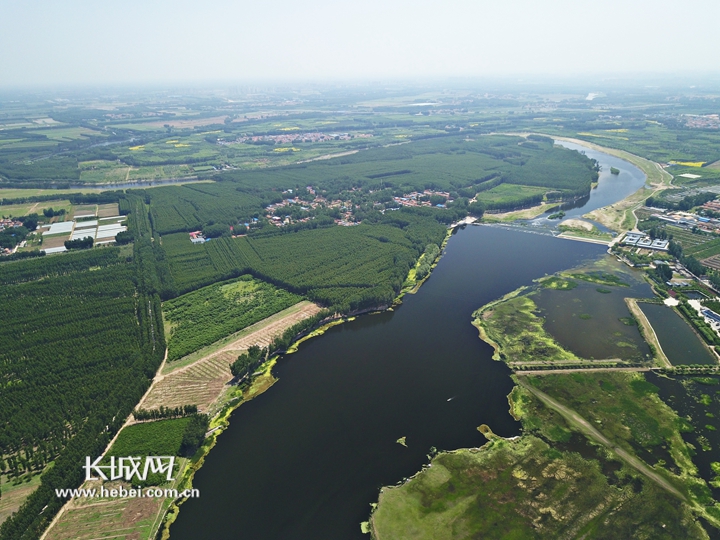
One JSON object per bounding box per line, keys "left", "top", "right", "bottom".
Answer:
{"left": 563, "top": 271, "right": 630, "bottom": 288}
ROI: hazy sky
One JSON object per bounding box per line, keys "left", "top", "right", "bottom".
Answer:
{"left": 2, "top": 0, "right": 719, "bottom": 87}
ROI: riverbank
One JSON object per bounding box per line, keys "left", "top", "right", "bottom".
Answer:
{"left": 371, "top": 269, "right": 720, "bottom": 538}
{"left": 471, "top": 268, "right": 650, "bottom": 370}
{"left": 370, "top": 368, "right": 719, "bottom": 538}
{"left": 371, "top": 253, "right": 720, "bottom": 536}
{"left": 550, "top": 135, "right": 674, "bottom": 232}
{"left": 625, "top": 298, "right": 672, "bottom": 367}
{"left": 152, "top": 240, "right": 451, "bottom": 538}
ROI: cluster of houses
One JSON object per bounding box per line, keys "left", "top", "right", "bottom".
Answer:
{"left": 683, "top": 114, "right": 720, "bottom": 130}
{"left": 189, "top": 231, "right": 206, "bottom": 244}
{"left": 218, "top": 132, "right": 373, "bottom": 146}
{"left": 0, "top": 217, "right": 23, "bottom": 231}
{"left": 264, "top": 186, "right": 358, "bottom": 227}
{"left": 649, "top": 208, "right": 720, "bottom": 235}
{"left": 1, "top": 218, "right": 27, "bottom": 255}
{"left": 393, "top": 190, "right": 452, "bottom": 208}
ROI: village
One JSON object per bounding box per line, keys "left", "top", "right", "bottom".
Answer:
{"left": 0, "top": 217, "right": 26, "bottom": 255}
{"left": 218, "top": 131, "right": 373, "bottom": 146}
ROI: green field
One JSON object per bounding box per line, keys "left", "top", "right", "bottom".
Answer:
{"left": 476, "top": 183, "right": 547, "bottom": 208}
{"left": 107, "top": 418, "right": 190, "bottom": 458}
{"left": 0, "top": 200, "right": 69, "bottom": 218}
{"left": 163, "top": 275, "right": 303, "bottom": 361}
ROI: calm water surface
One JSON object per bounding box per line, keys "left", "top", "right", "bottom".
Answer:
{"left": 170, "top": 141, "right": 649, "bottom": 539}
{"left": 640, "top": 303, "right": 717, "bottom": 365}
{"left": 169, "top": 226, "right": 603, "bottom": 540}
{"left": 535, "top": 261, "right": 653, "bottom": 362}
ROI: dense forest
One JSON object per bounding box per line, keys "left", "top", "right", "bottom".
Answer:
{"left": 0, "top": 198, "right": 165, "bottom": 540}
{"left": 161, "top": 213, "right": 445, "bottom": 311}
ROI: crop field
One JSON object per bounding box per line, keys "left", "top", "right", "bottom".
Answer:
{"left": 78, "top": 161, "right": 130, "bottom": 183}
{"left": 97, "top": 203, "right": 120, "bottom": 218}
{"left": 0, "top": 474, "right": 42, "bottom": 525}
{"left": 44, "top": 496, "right": 163, "bottom": 540}
{"left": 163, "top": 275, "right": 303, "bottom": 361}
{"left": 569, "top": 123, "right": 720, "bottom": 164}
{"left": 129, "top": 164, "right": 195, "bottom": 180}
{"left": 72, "top": 204, "right": 98, "bottom": 218}
{"left": 32, "top": 126, "right": 102, "bottom": 142}
{"left": 0, "top": 200, "right": 69, "bottom": 217}
{"left": 39, "top": 234, "right": 69, "bottom": 249}
{"left": 664, "top": 226, "right": 713, "bottom": 250}
{"left": 142, "top": 301, "right": 322, "bottom": 413}
{"left": 107, "top": 418, "right": 190, "bottom": 458}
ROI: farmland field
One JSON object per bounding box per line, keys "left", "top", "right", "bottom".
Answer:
{"left": 0, "top": 200, "right": 69, "bottom": 217}
{"left": 163, "top": 275, "right": 303, "bottom": 361}
{"left": 44, "top": 497, "right": 164, "bottom": 540}
{"left": 106, "top": 418, "right": 190, "bottom": 458}
{"left": 142, "top": 301, "right": 322, "bottom": 413}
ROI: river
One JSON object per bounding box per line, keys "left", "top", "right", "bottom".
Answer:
{"left": 168, "top": 142, "right": 641, "bottom": 539}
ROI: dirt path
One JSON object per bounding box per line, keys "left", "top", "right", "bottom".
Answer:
{"left": 555, "top": 233, "right": 611, "bottom": 246}
{"left": 624, "top": 298, "right": 671, "bottom": 367}
{"left": 516, "top": 377, "right": 686, "bottom": 502}
{"left": 297, "top": 150, "right": 358, "bottom": 164}
{"left": 516, "top": 366, "right": 656, "bottom": 375}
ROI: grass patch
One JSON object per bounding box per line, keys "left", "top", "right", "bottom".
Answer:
{"left": 566, "top": 271, "right": 630, "bottom": 287}
{"left": 163, "top": 275, "right": 302, "bottom": 361}
{"left": 372, "top": 374, "right": 712, "bottom": 540}
{"left": 473, "top": 293, "right": 581, "bottom": 364}
{"left": 539, "top": 276, "right": 577, "bottom": 290}
{"left": 107, "top": 418, "right": 191, "bottom": 458}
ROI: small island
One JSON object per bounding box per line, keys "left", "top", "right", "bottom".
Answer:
{"left": 610, "top": 166, "right": 620, "bottom": 175}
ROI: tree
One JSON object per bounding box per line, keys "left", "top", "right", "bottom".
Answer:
{"left": 180, "top": 414, "right": 210, "bottom": 457}
{"left": 654, "top": 264, "right": 672, "bottom": 282}
{"left": 114, "top": 230, "right": 134, "bottom": 245}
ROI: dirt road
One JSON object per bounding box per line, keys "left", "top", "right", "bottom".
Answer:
{"left": 516, "top": 376, "right": 686, "bottom": 502}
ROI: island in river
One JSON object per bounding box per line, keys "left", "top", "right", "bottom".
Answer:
{"left": 369, "top": 258, "right": 720, "bottom": 539}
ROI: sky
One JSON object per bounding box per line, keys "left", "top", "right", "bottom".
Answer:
{"left": 2, "top": 0, "right": 720, "bottom": 88}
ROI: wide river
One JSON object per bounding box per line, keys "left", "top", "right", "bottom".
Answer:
{"left": 169, "top": 142, "right": 643, "bottom": 539}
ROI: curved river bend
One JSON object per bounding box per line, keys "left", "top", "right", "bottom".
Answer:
{"left": 169, "top": 143, "right": 642, "bottom": 540}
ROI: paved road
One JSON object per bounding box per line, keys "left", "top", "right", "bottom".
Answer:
{"left": 516, "top": 376, "right": 687, "bottom": 502}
